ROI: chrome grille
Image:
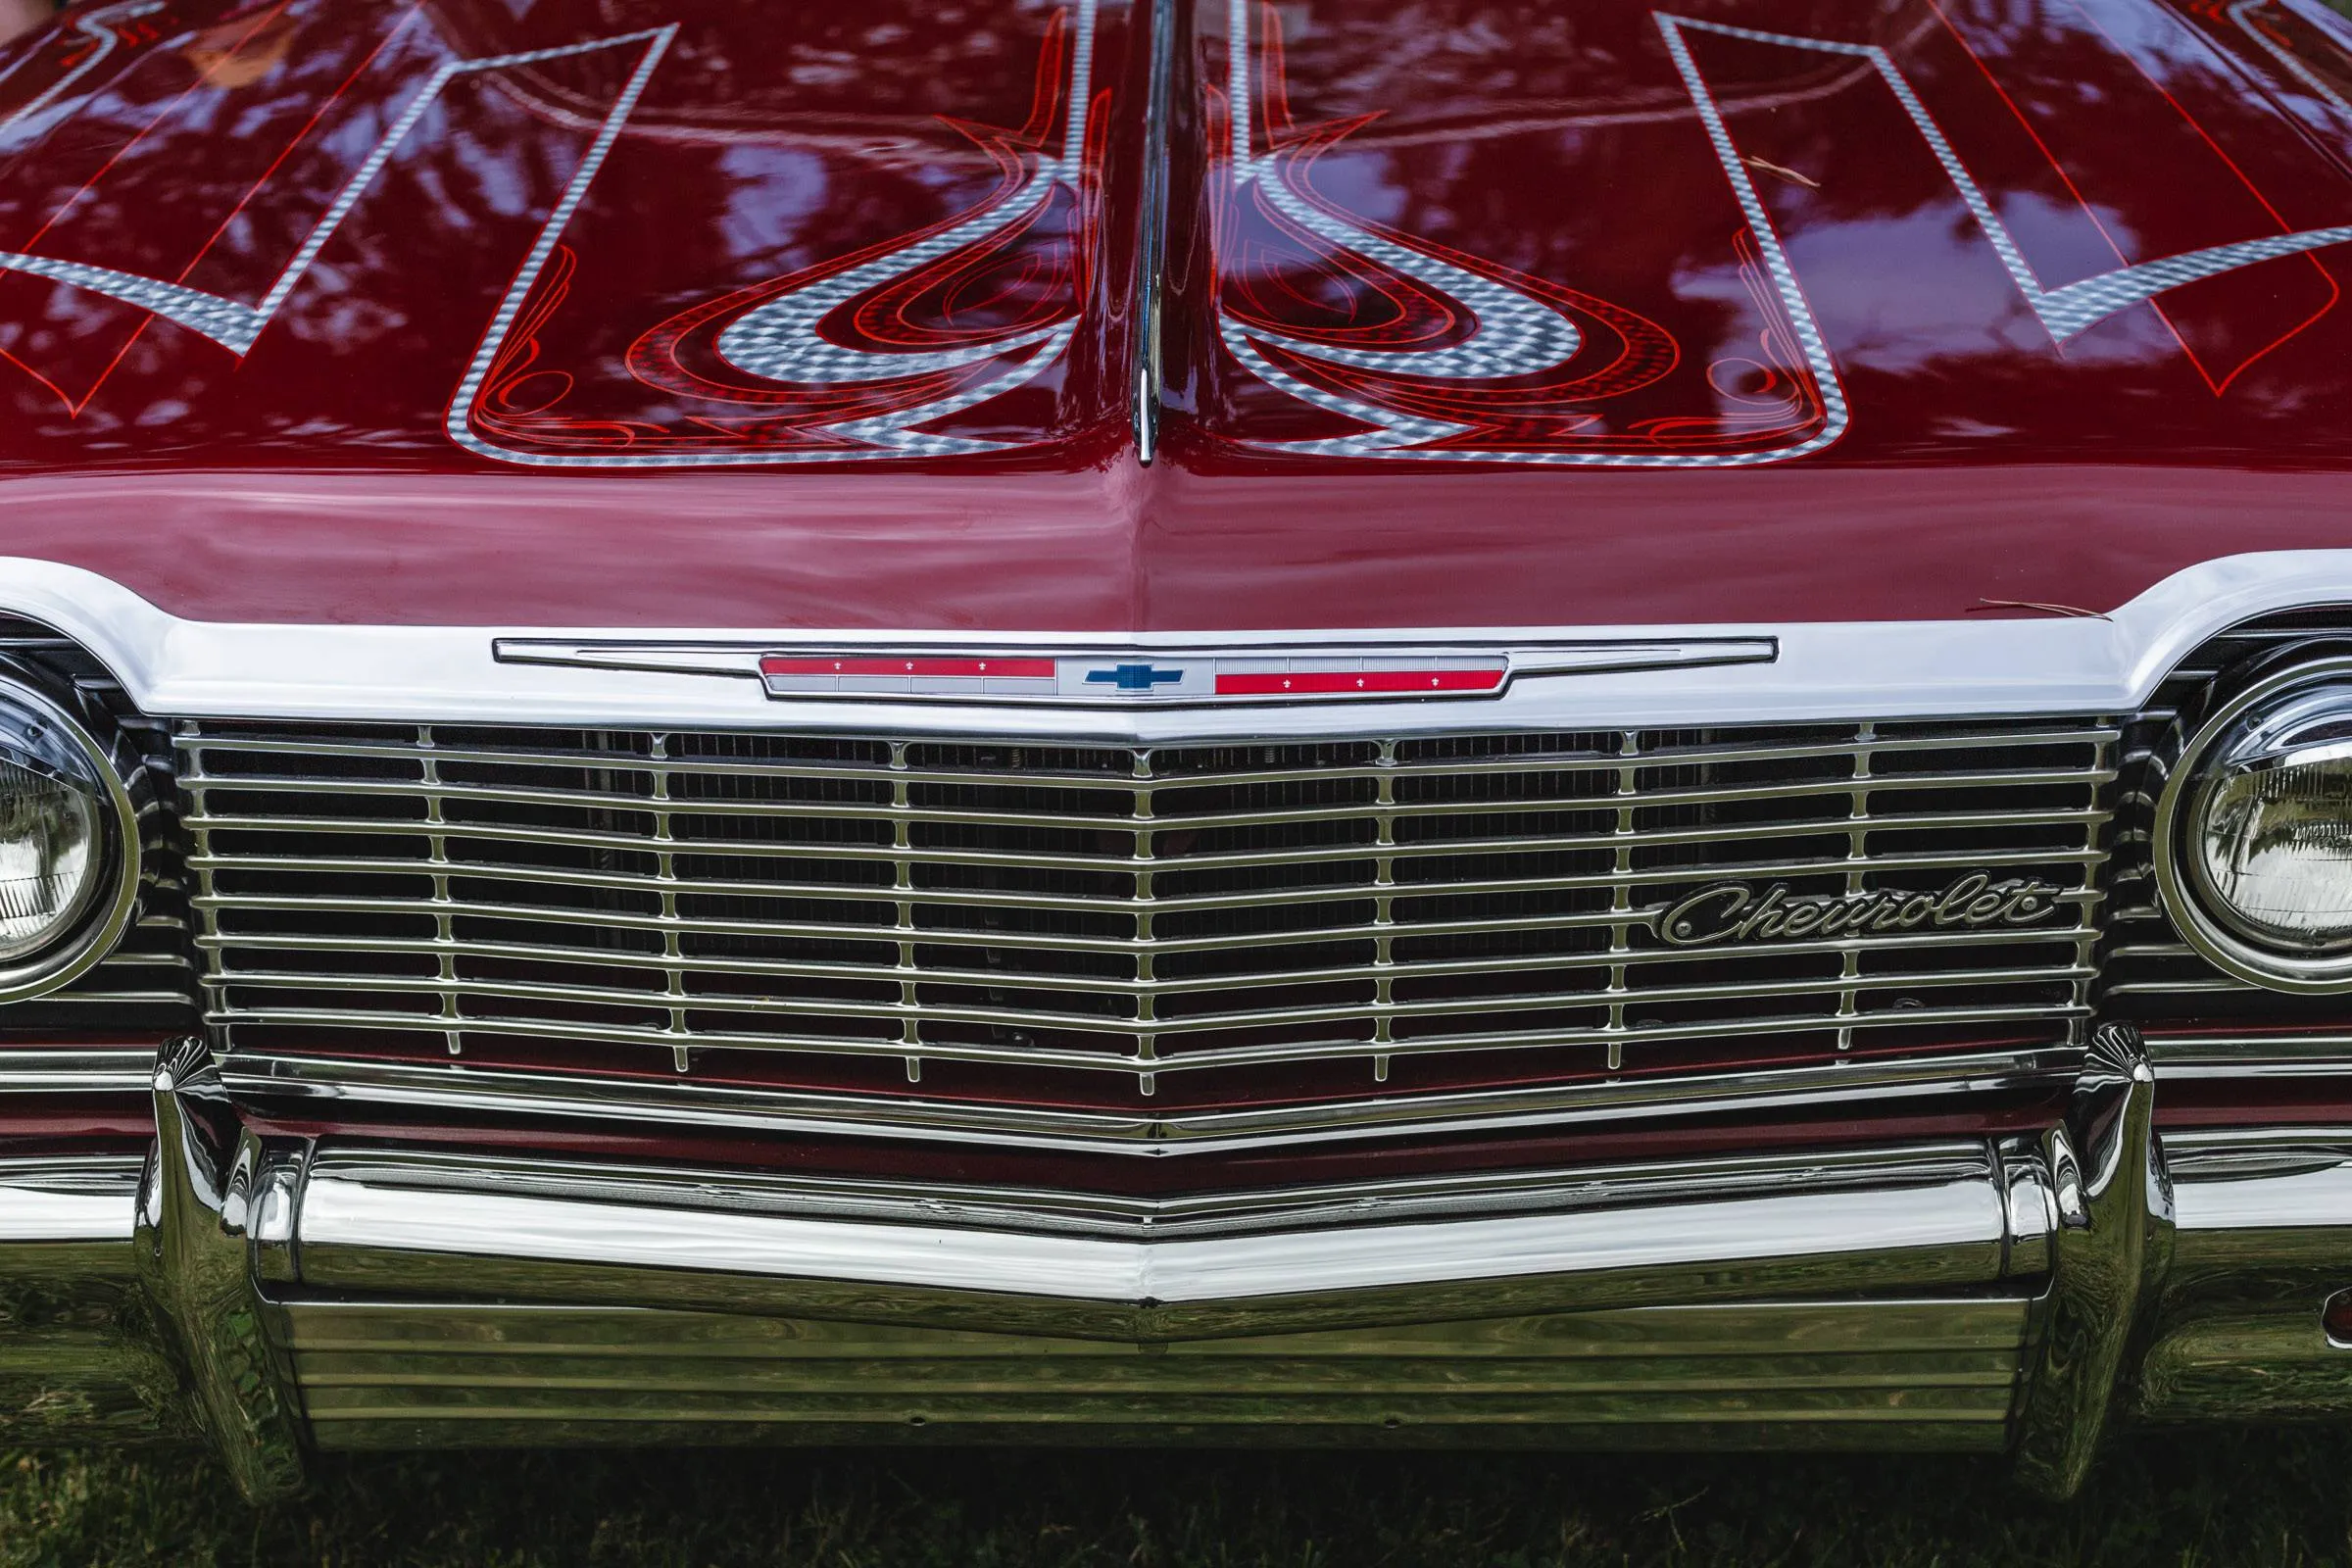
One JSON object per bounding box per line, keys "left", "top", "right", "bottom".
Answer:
{"left": 180, "top": 717, "right": 2115, "bottom": 1146}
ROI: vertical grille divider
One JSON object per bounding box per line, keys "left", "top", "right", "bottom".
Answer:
{"left": 890, "top": 740, "right": 918, "bottom": 1084}
{"left": 653, "top": 733, "right": 689, "bottom": 1073}
{"left": 1608, "top": 730, "right": 1638, "bottom": 1074}
{"left": 2073, "top": 724, "right": 2120, "bottom": 1043}
{"left": 1838, "top": 722, "right": 1875, "bottom": 1054}
{"left": 186, "top": 720, "right": 225, "bottom": 1036}
{"left": 1372, "top": 739, "right": 1396, "bottom": 1085}
{"left": 420, "top": 726, "right": 462, "bottom": 1057}
{"left": 1133, "top": 749, "right": 1156, "bottom": 1098}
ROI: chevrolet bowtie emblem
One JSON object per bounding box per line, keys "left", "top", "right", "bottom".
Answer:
{"left": 1086, "top": 662, "right": 1186, "bottom": 693}
{"left": 490, "top": 636, "right": 1781, "bottom": 706}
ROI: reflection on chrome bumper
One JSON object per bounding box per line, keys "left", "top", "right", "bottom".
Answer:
{"left": 7, "top": 1026, "right": 2352, "bottom": 1502}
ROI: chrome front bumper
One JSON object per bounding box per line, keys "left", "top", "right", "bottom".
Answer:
{"left": 4, "top": 1027, "right": 2348, "bottom": 1502}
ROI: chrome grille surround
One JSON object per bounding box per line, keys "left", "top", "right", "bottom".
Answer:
{"left": 181, "top": 716, "right": 2118, "bottom": 1151}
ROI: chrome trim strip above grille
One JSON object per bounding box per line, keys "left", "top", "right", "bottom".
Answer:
{"left": 1, "top": 548, "right": 2350, "bottom": 731}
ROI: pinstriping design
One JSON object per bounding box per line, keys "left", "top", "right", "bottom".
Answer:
{"left": 0, "top": 29, "right": 675, "bottom": 359}
{"left": 456, "top": 3, "right": 1101, "bottom": 466}
{"left": 1222, "top": 0, "right": 1581, "bottom": 398}
{"left": 2230, "top": 0, "right": 2352, "bottom": 118}
{"left": 1671, "top": 16, "right": 2352, "bottom": 343}
{"left": 1220, "top": 9, "right": 2352, "bottom": 466}
{"left": 0, "top": 12, "right": 1099, "bottom": 466}
{"left": 0, "top": 0, "right": 167, "bottom": 129}
{"left": 1217, "top": 10, "right": 1847, "bottom": 466}
{"left": 706, "top": 0, "right": 1097, "bottom": 454}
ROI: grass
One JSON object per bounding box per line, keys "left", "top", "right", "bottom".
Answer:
{"left": 4, "top": 1432, "right": 2352, "bottom": 1566}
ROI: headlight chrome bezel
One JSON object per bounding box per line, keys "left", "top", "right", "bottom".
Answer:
{"left": 2155, "top": 651, "right": 2352, "bottom": 994}
{"left": 0, "top": 672, "right": 141, "bottom": 1004}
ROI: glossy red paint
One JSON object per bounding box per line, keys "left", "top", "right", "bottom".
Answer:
{"left": 0, "top": 0, "right": 2345, "bottom": 628}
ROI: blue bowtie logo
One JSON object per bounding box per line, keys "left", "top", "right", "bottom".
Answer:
{"left": 1085, "top": 662, "right": 1184, "bottom": 692}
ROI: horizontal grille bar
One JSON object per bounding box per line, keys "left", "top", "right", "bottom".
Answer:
{"left": 196, "top": 919, "right": 2093, "bottom": 996}
{"left": 210, "top": 962, "right": 2095, "bottom": 1054}
{"left": 180, "top": 807, "right": 2114, "bottom": 877}
{"left": 182, "top": 761, "right": 2112, "bottom": 830}
{"left": 210, "top": 999, "right": 2090, "bottom": 1078}
{"left": 184, "top": 716, "right": 2116, "bottom": 1145}
{"left": 186, "top": 844, "right": 2107, "bottom": 917}
{"left": 181, "top": 724, "right": 2124, "bottom": 784}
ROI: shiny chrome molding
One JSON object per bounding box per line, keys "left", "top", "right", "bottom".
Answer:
{"left": 0, "top": 549, "right": 2347, "bottom": 734}
{"left": 295, "top": 1155, "right": 2009, "bottom": 1320}
{"left": 310, "top": 1142, "right": 2001, "bottom": 1243}
{"left": 0, "top": 1149, "right": 184, "bottom": 1448}
{"left": 280, "top": 1131, "right": 2042, "bottom": 1352}
{"left": 2138, "top": 1126, "right": 2352, "bottom": 1425}
{"left": 291, "top": 1139, "right": 2018, "bottom": 1321}
{"left": 18, "top": 1043, "right": 2352, "bottom": 1483}
{"left": 0, "top": 1045, "right": 160, "bottom": 1094}
{"left": 2010, "top": 1024, "right": 2171, "bottom": 1499}
{"left": 215, "top": 1044, "right": 2085, "bottom": 1157}
{"left": 0, "top": 1152, "right": 142, "bottom": 1242}
{"left": 134, "top": 1039, "right": 308, "bottom": 1501}
{"left": 2145, "top": 1030, "right": 2352, "bottom": 1073}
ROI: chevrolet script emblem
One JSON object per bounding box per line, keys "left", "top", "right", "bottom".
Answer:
{"left": 1655, "top": 871, "right": 2066, "bottom": 948}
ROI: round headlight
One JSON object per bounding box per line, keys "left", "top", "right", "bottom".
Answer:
{"left": 2156, "top": 653, "right": 2352, "bottom": 991}
{"left": 0, "top": 676, "right": 139, "bottom": 1001}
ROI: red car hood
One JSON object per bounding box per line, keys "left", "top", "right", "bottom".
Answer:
{"left": 0, "top": 0, "right": 2346, "bottom": 629}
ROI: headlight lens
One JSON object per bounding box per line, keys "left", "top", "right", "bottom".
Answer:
{"left": 0, "top": 748, "right": 100, "bottom": 959}
{"left": 0, "top": 677, "right": 138, "bottom": 998}
{"left": 2158, "top": 658, "right": 2352, "bottom": 990}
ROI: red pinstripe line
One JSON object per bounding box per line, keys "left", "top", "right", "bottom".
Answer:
{"left": 66, "top": 5, "right": 425, "bottom": 414}
{"left": 1923, "top": 0, "right": 2198, "bottom": 371}
{"left": 182, "top": 6, "right": 419, "bottom": 280}
{"left": 2068, "top": 0, "right": 2339, "bottom": 393}
{"left": 18, "top": 0, "right": 291, "bottom": 254}
{"left": 0, "top": 341, "right": 79, "bottom": 410}
{"left": 5, "top": 0, "right": 291, "bottom": 415}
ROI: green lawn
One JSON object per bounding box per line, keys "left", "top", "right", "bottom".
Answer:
{"left": 4, "top": 1433, "right": 2352, "bottom": 1566}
